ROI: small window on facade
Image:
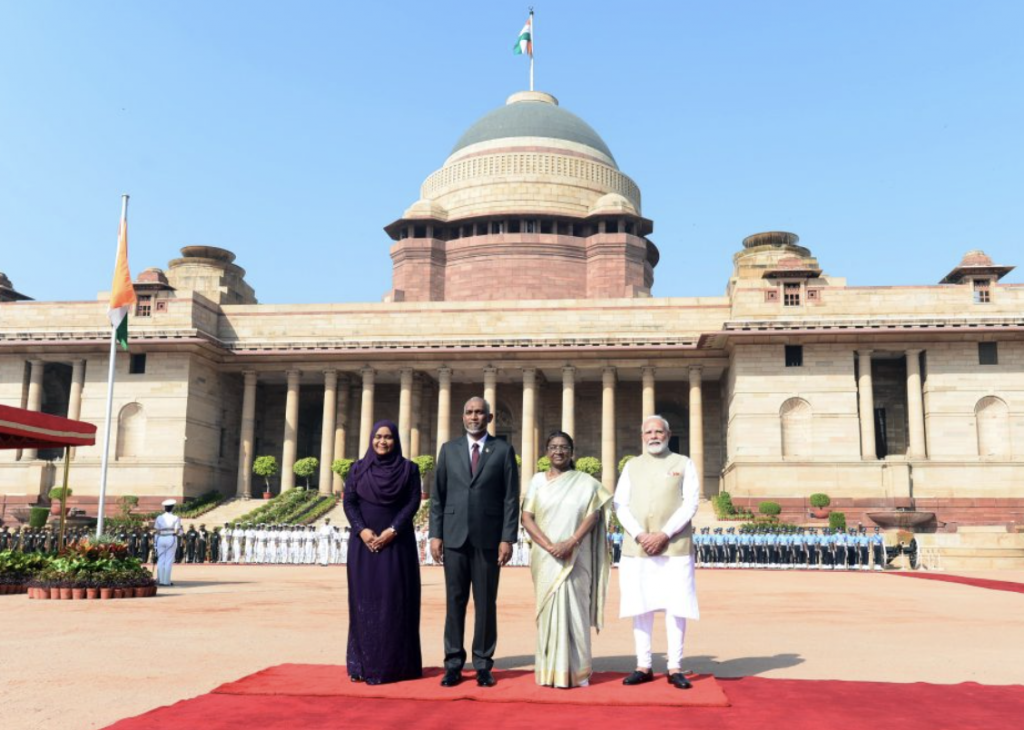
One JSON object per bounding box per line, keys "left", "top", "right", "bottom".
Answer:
{"left": 155, "top": 300, "right": 168, "bottom": 313}
{"left": 129, "top": 354, "right": 147, "bottom": 374}
{"left": 490, "top": 221, "right": 504, "bottom": 235}
{"left": 973, "top": 279, "right": 991, "bottom": 303}
{"left": 507, "top": 220, "right": 520, "bottom": 233}
{"left": 413, "top": 225, "right": 426, "bottom": 238}
{"left": 399, "top": 228, "right": 409, "bottom": 239}
{"left": 524, "top": 220, "right": 536, "bottom": 233}
{"left": 979, "top": 342, "right": 998, "bottom": 365}
{"left": 135, "top": 295, "right": 152, "bottom": 317}
{"left": 783, "top": 282, "right": 801, "bottom": 307}
{"left": 785, "top": 345, "right": 803, "bottom": 367}
{"left": 765, "top": 289, "right": 779, "bottom": 303}
{"left": 625, "top": 221, "right": 635, "bottom": 235}
{"left": 605, "top": 220, "right": 619, "bottom": 234}
{"left": 540, "top": 220, "right": 553, "bottom": 234}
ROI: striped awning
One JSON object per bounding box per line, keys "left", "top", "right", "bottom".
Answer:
{"left": 0, "top": 404, "right": 97, "bottom": 450}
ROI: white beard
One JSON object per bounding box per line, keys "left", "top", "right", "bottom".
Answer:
{"left": 646, "top": 441, "right": 668, "bottom": 455}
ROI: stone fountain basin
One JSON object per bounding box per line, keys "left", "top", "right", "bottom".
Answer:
{"left": 867, "top": 511, "right": 935, "bottom": 529}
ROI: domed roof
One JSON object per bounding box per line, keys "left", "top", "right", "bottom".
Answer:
{"left": 450, "top": 91, "right": 617, "bottom": 166}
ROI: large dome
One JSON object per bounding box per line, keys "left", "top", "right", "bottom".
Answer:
{"left": 450, "top": 91, "right": 616, "bottom": 167}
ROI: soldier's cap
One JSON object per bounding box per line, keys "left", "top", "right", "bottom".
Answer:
{"left": 161, "top": 499, "right": 177, "bottom": 507}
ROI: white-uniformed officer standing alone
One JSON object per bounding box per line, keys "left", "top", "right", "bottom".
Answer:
{"left": 153, "top": 499, "right": 184, "bottom": 586}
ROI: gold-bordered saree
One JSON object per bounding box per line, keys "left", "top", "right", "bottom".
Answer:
{"left": 524, "top": 469, "right": 612, "bottom": 688}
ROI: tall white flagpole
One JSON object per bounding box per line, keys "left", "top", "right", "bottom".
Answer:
{"left": 96, "top": 194, "right": 129, "bottom": 538}
{"left": 529, "top": 9, "right": 535, "bottom": 91}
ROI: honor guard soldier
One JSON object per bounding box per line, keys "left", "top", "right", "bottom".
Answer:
{"left": 209, "top": 526, "right": 221, "bottom": 563}
{"left": 871, "top": 527, "right": 885, "bottom": 570}
{"left": 725, "top": 528, "right": 738, "bottom": 568}
{"left": 738, "top": 527, "right": 751, "bottom": 568}
{"left": 712, "top": 527, "right": 725, "bottom": 568}
{"left": 184, "top": 525, "right": 198, "bottom": 563}
{"left": 154, "top": 499, "right": 184, "bottom": 586}
{"left": 806, "top": 528, "right": 819, "bottom": 569}
{"left": 196, "top": 524, "right": 209, "bottom": 563}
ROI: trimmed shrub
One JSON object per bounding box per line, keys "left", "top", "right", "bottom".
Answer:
{"left": 758, "top": 501, "right": 782, "bottom": 518}
{"left": 253, "top": 455, "right": 279, "bottom": 493}
{"left": 574, "top": 457, "right": 601, "bottom": 477}
{"left": 293, "top": 457, "right": 319, "bottom": 490}
{"left": 331, "top": 458, "right": 354, "bottom": 483}
{"left": 617, "top": 454, "right": 636, "bottom": 474}
{"left": 412, "top": 455, "right": 435, "bottom": 477}
{"left": 28, "top": 507, "right": 49, "bottom": 528}
{"left": 829, "top": 511, "right": 847, "bottom": 532}
{"left": 48, "top": 487, "right": 72, "bottom": 501}
{"left": 809, "top": 493, "right": 831, "bottom": 509}
{"left": 536, "top": 456, "right": 551, "bottom": 472}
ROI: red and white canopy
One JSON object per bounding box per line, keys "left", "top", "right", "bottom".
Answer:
{"left": 0, "top": 404, "right": 97, "bottom": 450}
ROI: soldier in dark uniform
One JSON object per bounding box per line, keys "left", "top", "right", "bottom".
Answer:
{"left": 0, "top": 525, "right": 10, "bottom": 551}
{"left": 210, "top": 526, "right": 221, "bottom": 563}
{"left": 126, "top": 529, "right": 138, "bottom": 558}
{"left": 184, "top": 525, "right": 198, "bottom": 563}
{"left": 196, "top": 524, "right": 209, "bottom": 564}
{"left": 175, "top": 526, "right": 186, "bottom": 563}
{"left": 138, "top": 528, "right": 151, "bottom": 564}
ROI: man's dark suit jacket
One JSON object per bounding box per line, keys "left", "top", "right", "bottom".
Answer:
{"left": 429, "top": 435, "right": 520, "bottom": 549}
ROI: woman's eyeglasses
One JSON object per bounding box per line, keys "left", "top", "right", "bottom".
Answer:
{"left": 546, "top": 445, "right": 572, "bottom": 453}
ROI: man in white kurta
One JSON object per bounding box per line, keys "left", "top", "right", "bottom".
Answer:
{"left": 153, "top": 499, "right": 184, "bottom": 586}
{"left": 614, "top": 415, "right": 699, "bottom": 690}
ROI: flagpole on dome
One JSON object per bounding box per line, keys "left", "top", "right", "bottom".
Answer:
{"left": 96, "top": 194, "right": 135, "bottom": 538}
{"left": 529, "top": 8, "right": 534, "bottom": 92}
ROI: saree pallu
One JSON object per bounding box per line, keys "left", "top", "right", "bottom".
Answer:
{"left": 524, "top": 470, "right": 611, "bottom": 687}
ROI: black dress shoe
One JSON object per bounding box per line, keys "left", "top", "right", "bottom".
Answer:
{"left": 476, "top": 669, "right": 496, "bottom": 687}
{"left": 440, "top": 669, "right": 462, "bottom": 687}
{"left": 667, "top": 672, "right": 692, "bottom": 690}
{"left": 622, "top": 669, "right": 654, "bottom": 685}
{"left": 349, "top": 674, "right": 364, "bottom": 683}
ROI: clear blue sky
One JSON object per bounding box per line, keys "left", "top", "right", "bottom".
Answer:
{"left": 2, "top": 1, "right": 1021, "bottom": 304}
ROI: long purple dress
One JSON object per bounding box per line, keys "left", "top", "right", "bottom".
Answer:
{"left": 343, "top": 420, "right": 423, "bottom": 684}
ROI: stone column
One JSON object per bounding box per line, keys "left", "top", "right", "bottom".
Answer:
{"left": 67, "top": 360, "right": 86, "bottom": 459}
{"left": 857, "top": 351, "right": 877, "bottom": 460}
{"left": 398, "top": 368, "right": 413, "bottom": 450}
{"left": 332, "top": 375, "right": 350, "bottom": 492}
{"left": 436, "top": 367, "right": 452, "bottom": 457}
{"left": 358, "top": 367, "right": 375, "bottom": 455}
{"left": 411, "top": 374, "right": 423, "bottom": 458}
{"left": 642, "top": 366, "right": 656, "bottom": 419}
{"left": 483, "top": 366, "right": 498, "bottom": 437}
{"left": 688, "top": 365, "right": 705, "bottom": 497}
{"left": 281, "top": 369, "right": 301, "bottom": 492}
{"left": 905, "top": 350, "right": 927, "bottom": 458}
{"left": 561, "top": 366, "right": 575, "bottom": 437}
{"left": 319, "top": 369, "right": 337, "bottom": 494}
{"left": 236, "top": 371, "right": 257, "bottom": 498}
{"left": 521, "top": 368, "right": 537, "bottom": 491}
{"left": 601, "top": 367, "right": 617, "bottom": 492}
{"left": 22, "top": 360, "right": 45, "bottom": 460}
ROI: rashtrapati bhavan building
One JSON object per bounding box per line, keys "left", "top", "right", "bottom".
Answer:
{"left": 2, "top": 90, "right": 1022, "bottom": 539}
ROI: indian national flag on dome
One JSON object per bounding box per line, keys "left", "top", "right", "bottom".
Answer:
{"left": 513, "top": 13, "right": 533, "bottom": 56}
{"left": 108, "top": 197, "right": 136, "bottom": 351}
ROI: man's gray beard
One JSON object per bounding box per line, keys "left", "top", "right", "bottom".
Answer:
{"left": 465, "top": 426, "right": 486, "bottom": 437}
{"left": 646, "top": 441, "right": 667, "bottom": 455}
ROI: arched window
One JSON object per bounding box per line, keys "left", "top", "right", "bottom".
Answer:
{"left": 976, "top": 396, "right": 1010, "bottom": 458}
{"left": 116, "top": 402, "right": 146, "bottom": 459}
{"left": 780, "top": 398, "right": 812, "bottom": 458}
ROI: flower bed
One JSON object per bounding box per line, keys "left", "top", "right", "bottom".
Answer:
{"left": 2, "top": 537, "right": 158, "bottom": 601}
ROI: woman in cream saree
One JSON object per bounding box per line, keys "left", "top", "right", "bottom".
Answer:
{"left": 522, "top": 431, "right": 612, "bottom": 688}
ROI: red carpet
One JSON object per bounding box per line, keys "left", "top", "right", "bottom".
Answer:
{"left": 887, "top": 571, "right": 1024, "bottom": 594}
{"left": 211, "top": 664, "right": 727, "bottom": 707}
{"left": 104, "top": 668, "right": 1024, "bottom": 730}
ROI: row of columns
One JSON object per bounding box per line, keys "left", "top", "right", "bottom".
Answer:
{"left": 234, "top": 364, "right": 710, "bottom": 498}
{"left": 856, "top": 349, "right": 927, "bottom": 460}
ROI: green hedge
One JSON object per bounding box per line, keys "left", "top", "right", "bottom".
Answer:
{"left": 758, "top": 501, "right": 782, "bottom": 517}
{"left": 829, "top": 511, "right": 847, "bottom": 532}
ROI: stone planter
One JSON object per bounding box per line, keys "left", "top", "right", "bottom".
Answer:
{"left": 86, "top": 588, "right": 99, "bottom": 600}
{"left": 100, "top": 587, "right": 113, "bottom": 600}
{"left": 811, "top": 508, "right": 831, "bottom": 519}
{"left": 72, "top": 588, "right": 86, "bottom": 600}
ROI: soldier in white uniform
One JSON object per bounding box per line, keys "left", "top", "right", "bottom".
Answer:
{"left": 220, "top": 523, "right": 232, "bottom": 563}
{"left": 340, "top": 526, "right": 350, "bottom": 564}
{"left": 254, "top": 525, "right": 266, "bottom": 563}
{"left": 231, "top": 524, "right": 243, "bottom": 564}
{"left": 153, "top": 499, "right": 184, "bottom": 586}
{"left": 317, "top": 520, "right": 333, "bottom": 566}
{"left": 615, "top": 416, "right": 700, "bottom": 691}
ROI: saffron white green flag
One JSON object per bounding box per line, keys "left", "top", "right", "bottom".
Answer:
{"left": 108, "top": 203, "right": 136, "bottom": 351}
{"left": 513, "top": 14, "right": 533, "bottom": 56}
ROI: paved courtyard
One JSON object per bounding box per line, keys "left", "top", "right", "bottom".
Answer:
{"left": 2, "top": 565, "right": 1022, "bottom": 730}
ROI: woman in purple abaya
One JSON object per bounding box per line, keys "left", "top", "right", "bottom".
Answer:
{"left": 343, "top": 420, "right": 423, "bottom": 685}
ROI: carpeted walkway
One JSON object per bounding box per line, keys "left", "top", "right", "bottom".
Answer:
{"left": 103, "top": 665, "right": 1024, "bottom": 730}
{"left": 886, "top": 571, "right": 1024, "bottom": 594}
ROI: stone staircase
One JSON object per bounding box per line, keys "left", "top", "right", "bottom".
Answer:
{"left": 187, "top": 497, "right": 269, "bottom": 528}
{"left": 916, "top": 526, "right": 1024, "bottom": 570}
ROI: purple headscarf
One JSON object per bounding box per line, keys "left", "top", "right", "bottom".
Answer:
{"left": 348, "top": 419, "right": 418, "bottom": 506}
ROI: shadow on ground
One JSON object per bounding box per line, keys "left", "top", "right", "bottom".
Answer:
{"left": 496, "top": 653, "right": 804, "bottom": 676}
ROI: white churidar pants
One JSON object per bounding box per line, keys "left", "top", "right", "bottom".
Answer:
{"left": 632, "top": 611, "right": 688, "bottom": 670}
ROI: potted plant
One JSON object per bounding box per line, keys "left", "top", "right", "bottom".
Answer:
{"left": 48, "top": 487, "right": 72, "bottom": 515}
{"left": 809, "top": 493, "right": 831, "bottom": 518}
{"left": 253, "top": 455, "right": 279, "bottom": 498}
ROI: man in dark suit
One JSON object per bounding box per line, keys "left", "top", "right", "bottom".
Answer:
{"left": 429, "top": 396, "right": 520, "bottom": 688}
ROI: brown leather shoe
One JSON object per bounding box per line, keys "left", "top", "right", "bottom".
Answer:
{"left": 622, "top": 669, "right": 654, "bottom": 685}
